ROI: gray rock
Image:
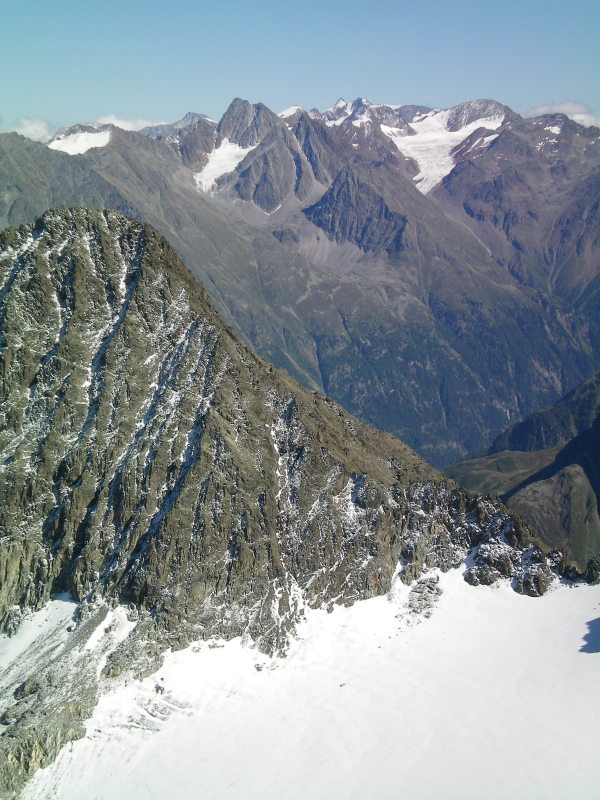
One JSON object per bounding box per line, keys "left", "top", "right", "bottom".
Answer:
{"left": 0, "top": 209, "right": 556, "bottom": 797}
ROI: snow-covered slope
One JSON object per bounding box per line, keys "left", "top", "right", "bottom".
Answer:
{"left": 193, "top": 138, "right": 255, "bottom": 191}
{"left": 47, "top": 125, "right": 112, "bottom": 155}
{"left": 0, "top": 597, "right": 76, "bottom": 703}
{"left": 20, "top": 570, "right": 600, "bottom": 800}
{"left": 382, "top": 108, "right": 503, "bottom": 193}
{"left": 278, "top": 105, "right": 303, "bottom": 119}
{"left": 307, "top": 97, "right": 508, "bottom": 193}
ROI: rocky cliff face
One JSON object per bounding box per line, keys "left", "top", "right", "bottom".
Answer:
{"left": 0, "top": 208, "right": 554, "bottom": 797}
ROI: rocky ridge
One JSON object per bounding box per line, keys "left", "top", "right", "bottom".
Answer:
{"left": 0, "top": 208, "right": 556, "bottom": 797}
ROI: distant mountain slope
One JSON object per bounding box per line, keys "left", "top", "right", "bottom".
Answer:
{"left": 432, "top": 114, "right": 600, "bottom": 310}
{"left": 1, "top": 95, "right": 599, "bottom": 466}
{"left": 488, "top": 371, "right": 600, "bottom": 453}
{"left": 447, "top": 373, "right": 600, "bottom": 571}
{"left": 0, "top": 133, "right": 139, "bottom": 226}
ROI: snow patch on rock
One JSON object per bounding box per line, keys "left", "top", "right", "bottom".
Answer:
{"left": 47, "top": 129, "right": 112, "bottom": 155}
{"left": 194, "top": 138, "right": 255, "bottom": 192}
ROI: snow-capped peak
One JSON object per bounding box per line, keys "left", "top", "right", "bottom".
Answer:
{"left": 278, "top": 105, "right": 303, "bottom": 119}
{"left": 315, "top": 98, "right": 410, "bottom": 130}
{"left": 318, "top": 98, "right": 354, "bottom": 126}
{"left": 47, "top": 123, "right": 113, "bottom": 155}
{"left": 333, "top": 97, "right": 349, "bottom": 111}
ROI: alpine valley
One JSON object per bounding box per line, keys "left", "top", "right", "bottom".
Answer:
{"left": 0, "top": 95, "right": 599, "bottom": 799}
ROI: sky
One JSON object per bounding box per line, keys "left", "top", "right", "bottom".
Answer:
{"left": 2, "top": 0, "right": 599, "bottom": 139}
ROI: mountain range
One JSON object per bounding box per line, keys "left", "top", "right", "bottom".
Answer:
{"left": 1, "top": 96, "right": 599, "bottom": 468}
{"left": 1, "top": 90, "right": 600, "bottom": 795}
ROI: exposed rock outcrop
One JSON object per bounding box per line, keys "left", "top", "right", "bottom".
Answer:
{"left": 0, "top": 208, "right": 555, "bottom": 797}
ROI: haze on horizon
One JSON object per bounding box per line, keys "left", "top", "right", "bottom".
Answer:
{"left": 2, "top": 0, "right": 599, "bottom": 139}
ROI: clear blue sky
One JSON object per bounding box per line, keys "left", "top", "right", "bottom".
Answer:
{"left": 2, "top": 0, "right": 598, "bottom": 136}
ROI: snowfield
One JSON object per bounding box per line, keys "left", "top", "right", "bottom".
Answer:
{"left": 382, "top": 110, "right": 503, "bottom": 193}
{"left": 14, "top": 569, "right": 600, "bottom": 800}
{"left": 194, "top": 139, "right": 255, "bottom": 192}
{"left": 47, "top": 130, "right": 111, "bottom": 155}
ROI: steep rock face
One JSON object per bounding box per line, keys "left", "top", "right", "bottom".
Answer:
{"left": 432, "top": 115, "right": 600, "bottom": 305}
{"left": 446, "top": 99, "right": 515, "bottom": 131}
{"left": 291, "top": 112, "right": 348, "bottom": 185}
{"left": 217, "top": 98, "right": 282, "bottom": 148}
{"left": 140, "top": 112, "right": 218, "bottom": 172}
{"left": 503, "top": 415, "right": 600, "bottom": 570}
{"left": 0, "top": 208, "right": 556, "bottom": 797}
{"left": 214, "top": 100, "right": 317, "bottom": 211}
{"left": 0, "top": 208, "right": 550, "bottom": 639}
{"left": 302, "top": 166, "right": 407, "bottom": 255}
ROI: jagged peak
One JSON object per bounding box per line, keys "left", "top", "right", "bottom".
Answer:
{"left": 217, "top": 97, "right": 284, "bottom": 148}
{"left": 446, "top": 98, "right": 516, "bottom": 131}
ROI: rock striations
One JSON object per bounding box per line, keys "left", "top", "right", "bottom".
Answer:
{"left": 0, "top": 208, "right": 554, "bottom": 797}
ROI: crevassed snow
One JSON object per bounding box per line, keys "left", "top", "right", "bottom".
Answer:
{"left": 21, "top": 571, "right": 600, "bottom": 800}
{"left": 193, "top": 138, "right": 255, "bottom": 192}
{"left": 382, "top": 109, "right": 504, "bottom": 192}
{"left": 47, "top": 130, "right": 112, "bottom": 155}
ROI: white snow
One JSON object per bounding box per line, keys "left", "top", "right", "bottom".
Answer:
{"left": 324, "top": 99, "right": 353, "bottom": 126}
{"left": 545, "top": 125, "right": 562, "bottom": 135}
{"left": 470, "top": 133, "right": 500, "bottom": 151}
{"left": 193, "top": 138, "right": 255, "bottom": 192}
{"left": 84, "top": 607, "right": 137, "bottom": 679}
{"left": 278, "top": 105, "right": 302, "bottom": 118}
{"left": 326, "top": 114, "right": 351, "bottom": 127}
{"left": 381, "top": 110, "right": 504, "bottom": 193}
{"left": 21, "top": 571, "right": 600, "bottom": 800}
{"left": 0, "top": 596, "right": 76, "bottom": 700}
{"left": 47, "top": 130, "right": 111, "bottom": 155}
{"left": 84, "top": 607, "right": 135, "bottom": 654}
{"left": 479, "top": 132, "right": 499, "bottom": 147}
{"left": 332, "top": 98, "right": 349, "bottom": 111}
